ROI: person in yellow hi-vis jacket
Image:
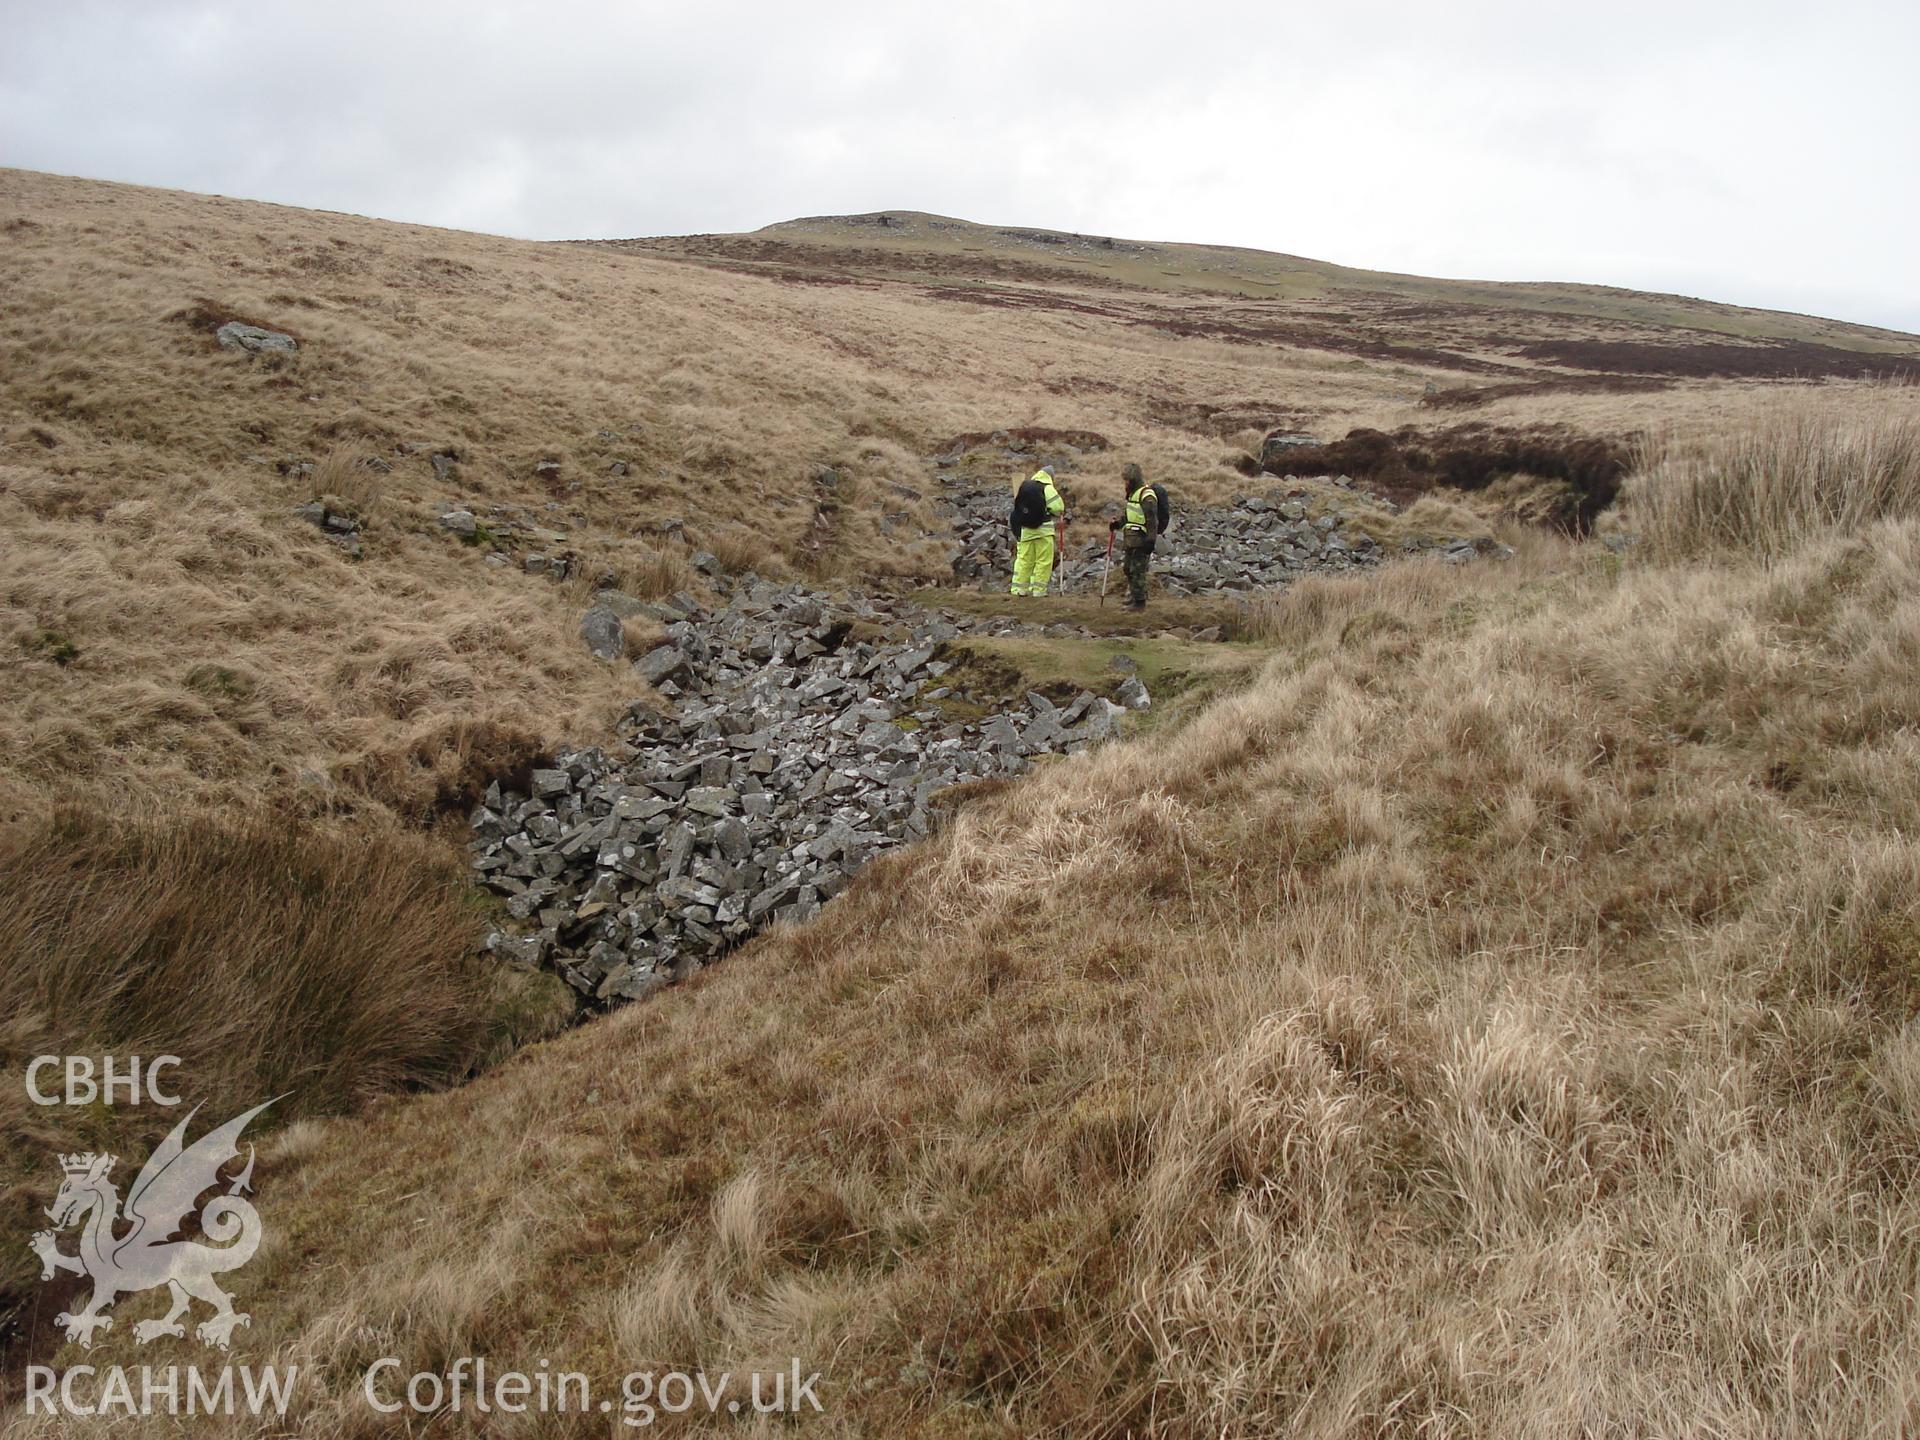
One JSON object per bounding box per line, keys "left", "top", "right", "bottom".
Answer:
{"left": 1008, "top": 465, "right": 1066, "bottom": 597}
{"left": 1111, "top": 462, "right": 1169, "bottom": 610}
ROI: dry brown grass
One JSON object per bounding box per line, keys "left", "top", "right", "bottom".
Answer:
{"left": 307, "top": 442, "right": 387, "bottom": 519}
{"left": 0, "top": 460, "right": 634, "bottom": 825}
{"left": 699, "top": 529, "right": 770, "bottom": 577}
{"left": 24, "top": 399, "right": 1920, "bottom": 1435}
{"left": 611, "top": 543, "right": 699, "bottom": 601}
{"left": 1629, "top": 391, "right": 1920, "bottom": 558}
{"left": 0, "top": 808, "right": 496, "bottom": 1118}
{"left": 0, "top": 806, "right": 571, "bottom": 1368}
{"left": 1244, "top": 524, "right": 1575, "bottom": 647}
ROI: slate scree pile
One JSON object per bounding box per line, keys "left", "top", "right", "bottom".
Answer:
{"left": 471, "top": 579, "right": 1143, "bottom": 1007}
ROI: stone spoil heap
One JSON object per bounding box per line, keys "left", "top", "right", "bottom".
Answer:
{"left": 470, "top": 438, "right": 1515, "bottom": 1012}
{"left": 472, "top": 580, "right": 1135, "bottom": 1007}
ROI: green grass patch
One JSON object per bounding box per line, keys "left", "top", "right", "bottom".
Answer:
{"left": 184, "top": 662, "right": 259, "bottom": 702}
{"left": 942, "top": 632, "right": 1258, "bottom": 726}
{"left": 21, "top": 630, "right": 78, "bottom": 666}
{"left": 928, "top": 587, "right": 1244, "bottom": 636}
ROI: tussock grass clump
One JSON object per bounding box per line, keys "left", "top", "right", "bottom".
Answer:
{"left": 332, "top": 714, "right": 551, "bottom": 823}
{"left": 307, "top": 442, "right": 387, "bottom": 519}
{"left": 559, "top": 539, "right": 700, "bottom": 604}
{"left": 619, "top": 544, "right": 699, "bottom": 599}
{"left": 0, "top": 808, "right": 495, "bottom": 1114}
{"left": 700, "top": 530, "right": 770, "bottom": 577}
{"left": 1630, "top": 396, "right": 1920, "bottom": 557}
{"left": 0, "top": 806, "right": 531, "bottom": 1354}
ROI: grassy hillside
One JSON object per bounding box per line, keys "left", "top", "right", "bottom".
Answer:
{"left": 0, "top": 171, "right": 1400, "bottom": 822}
{"left": 9, "top": 399, "right": 1920, "bottom": 1436}
{"left": 6, "top": 169, "right": 1920, "bottom": 1434}
{"left": 4, "top": 168, "right": 1909, "bottom": 822}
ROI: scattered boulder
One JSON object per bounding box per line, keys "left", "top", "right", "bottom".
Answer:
{"left": 439, "top": 509, "right": 478, "bottom": 537}
{"left": 216, "top": 322, "right": 298, "bottom": 355}
{"left": 293, "top": 501, "right": 363, "bottom": 559}
{"left": 580, "top": 606, "right": 626, "bottom": 661}
{"left": 635, "top": 644, "right": 688, "bottom": 685}
{"left": 484, "top": 932, "right": 548, "bottom": 969}
{"left": 1259, "top": 431, "right": 1320, "bottom": 468}
{"left": 593, "top": 589, "right": 650, "bottom": 619}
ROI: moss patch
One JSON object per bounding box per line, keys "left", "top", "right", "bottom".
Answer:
{"left": 21, "top": 630, "right": 78, "bottom": 666}
{"left": 943, "top": 633, "right": 1257, "bottom": 724}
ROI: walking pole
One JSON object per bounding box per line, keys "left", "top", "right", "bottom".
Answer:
{"left": 1100, "top": 526, "right": 1115, "bottom": 607}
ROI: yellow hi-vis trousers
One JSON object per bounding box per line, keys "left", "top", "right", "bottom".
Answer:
{"left": 1010, "top": 527, "right": 1057, "bottom": 596}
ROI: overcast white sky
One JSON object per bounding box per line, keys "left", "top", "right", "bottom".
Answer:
{"left": 4, "top": 0, "right": 1916, "bottom": 333}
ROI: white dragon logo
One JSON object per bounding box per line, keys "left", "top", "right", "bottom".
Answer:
{"left": 28, "top": 1099, "right": 277, "bottom": 1350}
